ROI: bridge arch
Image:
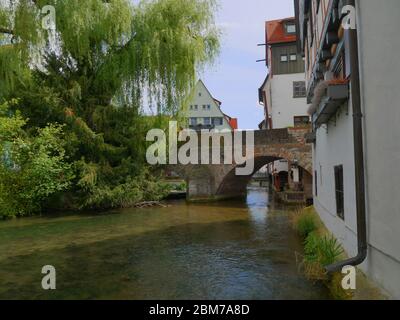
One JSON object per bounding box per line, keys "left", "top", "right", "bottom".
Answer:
{"left": 216, "top": 153, "right": 312, "bottom": 199}
{"left": 170, "top": 128, "right": 312, "bottom": 201}
{"left": 216, "top": 156, "right": 279, "bottom": 198}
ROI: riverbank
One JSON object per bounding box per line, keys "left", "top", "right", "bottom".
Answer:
{"left": 292, "top": 206, "right": 387, "bottom": 300}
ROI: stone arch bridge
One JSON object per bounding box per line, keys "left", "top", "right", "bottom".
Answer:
{"left": 170, "top": 128, "right": 312, "bottom": 201}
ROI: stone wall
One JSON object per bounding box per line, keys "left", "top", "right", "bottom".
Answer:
{"left": 172, "top": 128, "right": 312, "bottom": 201}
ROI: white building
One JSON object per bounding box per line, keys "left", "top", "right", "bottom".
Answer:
{"left": 258, "top": 17, "right": 311, "bottom": 193}
{"left": 259, "top": 18, "right": 310, "bottom": 130}
{"left": 186, "top": 80, "right": 237, "bottom": 131}
{"left": 295, "top": 0, "right": 400, "bottom": 298}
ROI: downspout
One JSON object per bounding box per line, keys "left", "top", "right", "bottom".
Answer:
{"left": 325, "top": 0, "right": 368, "bottom": 272}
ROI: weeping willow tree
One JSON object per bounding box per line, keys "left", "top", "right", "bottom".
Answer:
{"left": 0, "top": 0, "right": 220, "bottom": 212}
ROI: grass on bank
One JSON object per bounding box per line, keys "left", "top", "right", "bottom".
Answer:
{"left": 291, "top": 206, "right": 352, "bottom": 300}
{"left": 292, "top": 206, "right": 387, "bottom": 300}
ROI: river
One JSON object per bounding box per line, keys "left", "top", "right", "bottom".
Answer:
{"left": 0, "top": 186, "right": 330, "bottom": 300}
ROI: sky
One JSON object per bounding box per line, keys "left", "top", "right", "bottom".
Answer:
{"left": 199, "top": 0, "right": 295, "bottom": 130}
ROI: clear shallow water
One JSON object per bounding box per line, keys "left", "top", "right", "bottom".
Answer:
{"left": 0, "top": 187, "right": 330, "bottom": 300}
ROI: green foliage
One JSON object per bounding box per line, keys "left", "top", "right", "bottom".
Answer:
{"left": 292, "top": 207, "right": 351, "bottom": 299}
{"left": 292, "top": 207, "right": 318, "bottom": 238}
{"left": 303, "top": 233, "right": 353, "bottom": 299}
{"left": 303, "top": 232, "right": 320, "bottom": 263}
{"left": 14, "top": 1, "right": 41, "bottom": 44}
{"left": 304, "top": 233, "right": 343, "bottom": 266}
{"left": 174, "top": 182, "right": 187, "bottom": 191}
{"left": 0, "top": 44, "right": 30, "bottom": 98}
{"left": 0, "top": 102, "right": 74, "bottom": 218}
{"left": 303, "top": 232, "right": 344, "bottom": 280}
{"left": 0, "top": 0, "right": 220, "bottom": 214}
{"left": 317, "top": 235, "right": 344, "bottom": 266}
{"left": 80, "top": 171, "right": 171, "bottom": 210}
{"left": 296, "top": 214, "right": 317, "bottom": 238}
{"left": 0, "top": 6, "right": 9, "bottom": 29}
{"left": 0, "top": 100, "right": 26, "bottom": 142}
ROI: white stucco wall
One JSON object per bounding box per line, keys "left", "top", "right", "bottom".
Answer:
{"left": 270, "top": 73, "right": 310, "bottom": 128}
{"left": 313, "top": 99, "right": 358, "bottom": 258}
{"left": 313, "top": 0, "right": 400, "bottom": 299}
{"left": 357, "top": 0, "right": 400, "bottom": 298}
{"left": 261, "top": 78, "right": 273, "bottom": 128}
{"left": 186, "top": 81, "right": 232, "bottom": 131}
{"left": 261, "top": 73, "right": 309, "bottom": 175}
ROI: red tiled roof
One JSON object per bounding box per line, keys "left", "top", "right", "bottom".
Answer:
{"left": 223, "top": 113, "right": 238, "bottom": 130}
{"left": 266, "top": 17, "right": 297, "bottom": 45}
{"left": 229, "top": 118, "right": 238, "bottom": 130}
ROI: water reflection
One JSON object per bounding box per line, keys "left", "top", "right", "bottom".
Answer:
{"left": 0, "top": 187, "right": 330, "bottom": 300}
{"left": 247, "top": 186, "right": 269, "bottom": 227}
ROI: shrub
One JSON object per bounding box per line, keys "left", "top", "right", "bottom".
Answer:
{"left": 0, "top": 105, "right": 74, "bottom": 218}
{"left": 304, "top": 232, "right": 320, "bottom": 263}
{"left": 292, "top": 207, "right": 318, "bottom": 238}
{"left": 81, "top": 183, "right": 143, "bottom": 210}
{"left": 303, "top": 233, "right": 344, "bottom": 280}
{"left": 174, "top": 182, "right": 187, "bottom": 192}
{"left": 78, "top": 169, "right": 171, "bottom": 210}
{"left": 292, "top": 207, "right": 352, "bottom": 299}
{"left": 317, "top": 235, "right": 344, "bottom": 266}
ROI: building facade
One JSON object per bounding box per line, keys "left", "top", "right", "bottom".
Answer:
{"left": 294, "top": 0, "right": 400, "bottom": 298}
{"left": 258, "top": 17, "right": 310, "bottom": 130}
{"left": 187, "top": 80, "right": 237, "bottom": 131}
{"left": 258, "top": 17, "right": 312, "bottom": 198}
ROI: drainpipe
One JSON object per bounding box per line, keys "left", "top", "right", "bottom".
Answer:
{"left": 325, "top": 0, "right": 368, "bottom": 273}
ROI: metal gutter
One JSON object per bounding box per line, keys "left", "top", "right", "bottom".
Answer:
{"left": 325, "top": 0, "right": 368, "bottom": 272}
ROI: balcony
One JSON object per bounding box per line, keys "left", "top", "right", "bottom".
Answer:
{"left": 313, "top": 81, "right": 349, "bottom": 126}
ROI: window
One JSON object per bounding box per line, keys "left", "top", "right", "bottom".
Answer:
{"left": 194, "top": 105, "right": 198, "bottom": 110}
{"left": 190, "top": 105, "right": 193, "bottom": 110}
{"left": 290, "top": 54, "right": 297, "bottom": 61}
{"left": 280, "top": 54, "right": 288, "bottom": 62}
{"left": 320, "top": 164, "right": 323, "bottom": 185}
{"left": 189, "top": 118, "right": 197, "bottom": 126}
{"left": 203, "top": 105, "right": 207, "bottom": 110}
{"left": 294, "top": 116, "right": 310, "bottom": 127}
{"left": 212, "top": 118, "right": 223, "bottom": 126}
{"left": 285, "top": 23, "right": 296, "bottom": 34}
{"left": 198, "top": 92, "right": 202, "bottom": 97}
{"left": 293, "top": 81, "right": 306, "bottom": 98}
{"left": 207, "top": 105, "right": 211, "bottom": 110}
{"left": 314, "top": 170, "right": 318, "bottom": 197}
{"left": 204, "top": 117, "right": 211, "bottom": 125}
{"left": 334, "top": 165, "right": 345, "bottom": 220}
